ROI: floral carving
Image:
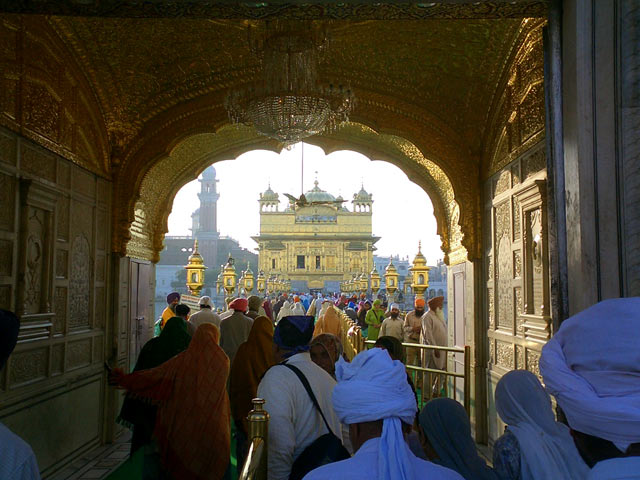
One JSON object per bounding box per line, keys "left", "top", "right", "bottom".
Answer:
{"left": 53, "top": 286, "right": 67, "bottom": 334}
{"left": 66, "top": 339, "right": 91, "bottom": 369}
{"left": 69, "top": 235, "right": 91, "bottom": 328}
{"left": 9, "top": 348, "right": 48, "bottom": 386}
{"left": 526, "top": 349, "right": 542, "bottom": 379}
{"left": 523, "top": 148, "right": 546, "bottom": 179}
{"left": 497, "top": 236, "right": 513, "bottom": 330}
{"left": 23, "top": 80, "right": 60, "bottom": 141}
{"left": 496, "top": 341, "right": 514, "bottom": 368}
{"left": 513, "top": 250, "right": 522, "bottom": 278}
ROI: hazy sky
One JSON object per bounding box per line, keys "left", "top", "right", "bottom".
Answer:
{"left": 167, "top": 142, "right": 443, "bottom": 263}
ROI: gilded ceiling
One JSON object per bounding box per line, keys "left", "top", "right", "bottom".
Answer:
{"left": 48, "top": 16, "right": 524, "bottom": 155}
{"left": 0, "top": 6, "right": 547, "bottom": 264}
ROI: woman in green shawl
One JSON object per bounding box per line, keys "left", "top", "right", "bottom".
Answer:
{"left": 117, "top": 316, "right": 192, "bottom": 455}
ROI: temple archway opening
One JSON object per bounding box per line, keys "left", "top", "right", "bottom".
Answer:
{"left": 154, "top": 140, "right": 450, "bottom": 318}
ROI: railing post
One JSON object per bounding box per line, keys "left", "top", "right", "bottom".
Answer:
{"left": 463, "top": 346, "right": 471, "bottom": 416}
{"left": 248, "top": 398, "right": 269, "bottom": 480}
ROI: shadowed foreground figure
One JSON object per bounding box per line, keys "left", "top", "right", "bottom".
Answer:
{"left": 0, "top": 310, "right": 41, "bottom": 480}
{"left": 540, "top": 297, "right": 640, "bottom": 479}
{"left": 419, "top": 398, "right": 498, "bottom": 480}
{"left": 229, "top": 315, "right": 275, "bottom": 468}
{"left": 111, "top": 324, "right": 230, "bottom": 480}
{"left": 303, "top": 348, "right": 462, "bottom": 480}
{"left": 309, "top": 333, "right": 343, "bottom": 378}
{"left": 117, "top": 317, "right": 191, "bottom": 455}
{"left": 493, "top": 370, "right": 588, "bottom": 480}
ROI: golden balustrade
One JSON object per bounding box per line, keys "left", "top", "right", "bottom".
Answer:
{"left": 334, "top": 308, "right": 471, "bottom": 415}
{"left": 240, "top": 398, "right": 269, "bottom": 480}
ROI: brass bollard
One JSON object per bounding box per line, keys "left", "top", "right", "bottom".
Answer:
{"left": 248, "top": 398, "right": 269, "bottom": 441}
{"left": 247, "top": 398, "right": 269, "bottom": 480}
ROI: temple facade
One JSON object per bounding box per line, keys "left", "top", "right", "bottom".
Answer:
{"left": 253, "top": 181, "right": 379, "bottom": 292}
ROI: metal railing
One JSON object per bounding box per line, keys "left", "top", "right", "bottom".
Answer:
{"left": 239, "top": 398, "right": 269, "bottom": 480}
{"left": 337, "top": 307, "right": 471, "bottom": 415}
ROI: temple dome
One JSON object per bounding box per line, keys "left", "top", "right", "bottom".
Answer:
{"left": 261, "top": 184, "right": 279, "bottom": 201}
{"left": 304, "top": 180, "right": 336, "bottom": 203}
{"left": 354, "top": 185, "right": 372, "bottom": 201}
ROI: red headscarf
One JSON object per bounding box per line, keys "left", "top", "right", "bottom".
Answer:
{"left": 114, "top": 324, "right": 230, "bottom": 480}
{"left": 262, "top": 299, "right": 274, "bottom": 322}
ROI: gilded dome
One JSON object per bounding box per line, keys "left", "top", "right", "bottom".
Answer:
{"left": 304, "top": 180, "right": 336, "bottom": 203}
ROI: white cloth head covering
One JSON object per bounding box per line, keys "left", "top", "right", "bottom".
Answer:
{"left": 390, "top": 303, "right": 399, "bottom": 311}
{"left": 495, "top": 370, "right": 588, "bottom": 480}
{"left": 540, "top": 297, "right": 640, "bottom": 451}
{"left": 198, "top": 296, "right": 213, "bottom": 308}
{"left": 291, "top": 302, "right": 306, "bottom": 316}
{"left": 276, "top": 301, "right": 292, "bottom": 322}
{"left": 332, "top": 348, "right": 417, "bottom": 480}
{"left": 319, "top": 300, "right": 332, "bottom": 317}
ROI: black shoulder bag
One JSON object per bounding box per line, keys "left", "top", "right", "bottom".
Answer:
{"left": 283, "top": 363, "right": 350, "bottom": 480}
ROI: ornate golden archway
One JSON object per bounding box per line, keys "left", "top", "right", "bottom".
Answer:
{"left": 123, "top": 122, "right": 467, "bottom": 265}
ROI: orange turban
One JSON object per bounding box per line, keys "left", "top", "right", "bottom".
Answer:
{"left": 415, "top": 298, "right": 426, "bottom": 308}
{"left": 294, "top": 296, "right": 301, "bottom": 303}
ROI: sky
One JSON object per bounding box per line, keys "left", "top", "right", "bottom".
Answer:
{"left": 167, "top": 142, "right": 443, "bottom": 263}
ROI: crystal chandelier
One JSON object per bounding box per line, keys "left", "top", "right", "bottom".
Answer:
{"left": 225, "top": 21, "right": 354, "bottom": 146}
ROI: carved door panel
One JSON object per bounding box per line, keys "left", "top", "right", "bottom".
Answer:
{"left": 485, "top": 146, "right": 549, "bottom": 443}
{"left": 452, "top": 269, "right": 466, "bottom": 397}
{"left": 128, "top": 260, "right": 151, "bottom": 371}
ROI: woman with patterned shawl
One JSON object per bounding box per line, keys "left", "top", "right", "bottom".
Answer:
{"left": 229, "top": 316, "right": 275, "bottom": 468}
{"left": 117, "top": 317, "right": 192, "bottom": 455}
{"left": 110, "top": 323, "right": 230, "bottom": 480}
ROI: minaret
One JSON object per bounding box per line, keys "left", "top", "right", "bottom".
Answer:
{"left": 198, "top": 166, "right": 220, "bottom": 237}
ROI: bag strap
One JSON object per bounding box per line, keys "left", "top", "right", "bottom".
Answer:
{"left": 282, "top": 363, "right": 335, "bottom": 436}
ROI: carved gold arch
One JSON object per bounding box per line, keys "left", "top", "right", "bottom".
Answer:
{"left": 124, "top": 122, "right": 467, "bottom": 265}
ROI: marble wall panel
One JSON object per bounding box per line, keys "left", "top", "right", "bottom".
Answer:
{"left": 66, "top": 338, "right": 92, "bottom": 370}
{"left": 55, "top": 249, "right": 68, "bottom": 279}
{"left": 56, "top": 195, "right": 70, "bottom": 242}
{"left": 21, "top": 143, "right": 56, "bottom": 183}
{"left": 0, "top": 172, "right": 16, "bottom": 231}
{"left": 0, "top": 130, "right": 17, "bottom": 165}
{"left": 69, "top": 234, "right": 91, "bottom": 329}
{"left": 0, "top": 285, "right": 10, "bottom": 310}
{"left": 51, "top": 343, "right": 64, "bottom": 375}
{"left": 9, "top": 347, "right": 48, "bottom": 388}
{"left": 53, "top": 286, "right": 67, "bottom": 334}
{"left": 0, "top": 239, "right": 12, "bottom": 276}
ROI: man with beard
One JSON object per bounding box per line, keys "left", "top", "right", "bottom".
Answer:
{"left": 380, "top": 304, "right": 404, "bottom": 343}
{"left": 160, "top": 292, "right": 180, "bottom": 329}
{"left": 403, "top": 298, "right": 426, "bottom": 368}
{"left": 421, "top": 296, "right": 447, "bottom": 397}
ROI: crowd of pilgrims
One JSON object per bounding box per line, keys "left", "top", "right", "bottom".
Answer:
{"left": 0, "top": 296, "right": 638, "bottom": 479}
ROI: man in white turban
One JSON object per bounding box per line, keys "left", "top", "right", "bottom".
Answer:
{"left": 540, "top": 297, "right": 640, "bottom": 479}
{"left": 303, "top": 348, "right": 462, "bottom": 480}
